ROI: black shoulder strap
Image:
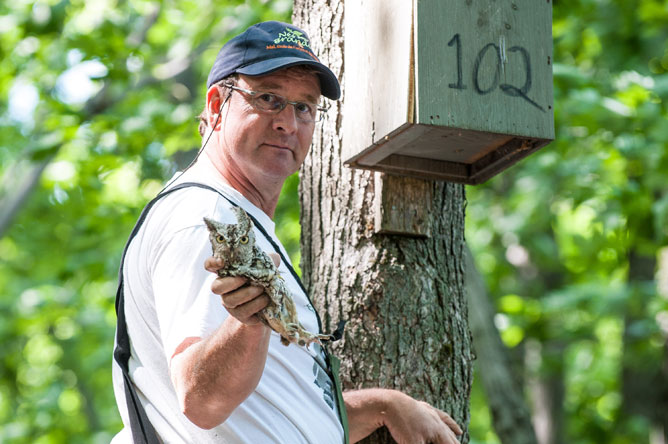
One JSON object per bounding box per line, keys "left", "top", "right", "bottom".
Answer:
{"left": 113, "top": 183, "right": 205, "bottom": 443}
{"left": 114, "top": 182, "right": 347, "bottom": 443}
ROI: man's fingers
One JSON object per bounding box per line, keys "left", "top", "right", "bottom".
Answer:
{"left": 430, "top": 422, "right": 460, "bottom": 444}
{"left": 211, "top": 275, "right": 248, "bottom": 295}
{"left": 227, "top": 293, "right": 270, "bottom": 323}
{"left": 417, "top": 401, "right": 462, "bottom": 444}
{"left": 439, "top": 426, "right": 461, "bottom": 444}
{"left": 204, "top": 256, "right": 225, "bottom": 272}
{"left": 433, "top": 407, "right": 463, "bottom": 436}
{"left": 221, "top": 284, "right": 265, "bottom": 309}
{"left": 424, "top": 402, "right": 462, "bottom": 435}
{"left": 448, "top": 429, "right": 461, "bottom": 444}
{"left": 434, "top": 428, "right": 461, "bottom": 444}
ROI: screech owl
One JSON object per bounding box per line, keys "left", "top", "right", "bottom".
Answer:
{"left": 204, "top": 206, "right": 329, "bottom": 347}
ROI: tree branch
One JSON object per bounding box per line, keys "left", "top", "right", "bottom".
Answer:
{"left": 0, "top": 158, "right": 52, "bottom": 238}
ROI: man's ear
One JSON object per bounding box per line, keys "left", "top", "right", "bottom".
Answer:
{"left": 206, "top": 85, "right": 224, "bottom": 130}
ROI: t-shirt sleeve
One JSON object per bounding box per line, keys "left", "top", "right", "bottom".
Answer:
{"left": 150, "top": 224, "right": 228, "bottom": 360}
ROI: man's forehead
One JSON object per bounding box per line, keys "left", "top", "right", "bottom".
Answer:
{"left": 241, "top": 71, "right": 321, "bottom": 103}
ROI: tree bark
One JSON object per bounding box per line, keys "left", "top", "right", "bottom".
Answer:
{"left": 465, "top": 247, "right": 539, "bottom": 444}
{"left": 293, "top": 2, "right": 473, "bottom": 442}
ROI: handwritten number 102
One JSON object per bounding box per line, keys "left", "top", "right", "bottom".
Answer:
{"left": 446, "top": 33, "right": 545, "bottom": 112}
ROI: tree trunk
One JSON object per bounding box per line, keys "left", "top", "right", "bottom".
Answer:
{"left": 293, "top": 2, "right": 473, "bottom": 442}
{"left": 465, "top": 247, "right": 539, "bottom": 444}
{"left": 529, "top": 344, "right": 565, "bottom": 444}
{"left": 659, "top": 337, "right": 668, "bottom": 443}
{"left": 623, "top": 248, "right": 668, "bottom": 442}
{"left": 622, "top": 250, "right": 657, "bottom": 417}
{"left": 659, "top": 248, "right": 668, "bottom": 442}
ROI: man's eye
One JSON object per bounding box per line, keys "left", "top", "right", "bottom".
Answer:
{"left": 295, "top": 102, "right": 314, "bottom": 115}
{"left": 257, "top": 93, "right": 281, "bottom": 108}
{"left": 258, "top": 93, "right": 274, "bottom": 102}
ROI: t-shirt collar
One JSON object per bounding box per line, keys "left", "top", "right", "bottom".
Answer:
{"left": 177, "top": 154, "right": 277, "bottom": 234}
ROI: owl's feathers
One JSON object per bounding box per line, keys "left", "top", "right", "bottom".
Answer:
{"left": 203, "top": 206, "right": 328, "bottom": 347}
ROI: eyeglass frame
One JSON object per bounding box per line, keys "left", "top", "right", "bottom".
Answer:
{"left": 221, "top": 83, "right": 329, "bottom": 123}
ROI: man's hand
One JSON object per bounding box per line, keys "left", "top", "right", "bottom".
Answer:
{"left": 345, "top": 388, "right": 463, "bottom": 444}
{"left": 381, "top": 391, "right": 462, "bottom": 444}
{"left": 204, "top": 253, "right": 281, "bottom": 324}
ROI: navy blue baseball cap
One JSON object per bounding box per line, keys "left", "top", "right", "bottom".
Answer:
{"left": 207, "top": 21, "right": 341, "bottom": 100}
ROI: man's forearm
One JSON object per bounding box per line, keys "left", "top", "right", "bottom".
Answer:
{"left": 170, "top": 317, "right": 271, "bottom": 429}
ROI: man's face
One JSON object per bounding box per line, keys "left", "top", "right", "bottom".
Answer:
{"left": 213, "top": 70, "right": 321, "bottom": 187}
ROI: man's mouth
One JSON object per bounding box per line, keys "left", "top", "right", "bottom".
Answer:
{"left": 264, "top": 143, "right": 292, "bottom": 151}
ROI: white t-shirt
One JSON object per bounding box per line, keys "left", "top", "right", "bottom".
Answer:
{"left": 112, "top": 156, "right": 344, "bottom": 443}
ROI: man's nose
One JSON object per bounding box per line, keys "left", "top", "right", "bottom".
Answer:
{"left": 272, "top": 104, "right": 299, "bottom": 133}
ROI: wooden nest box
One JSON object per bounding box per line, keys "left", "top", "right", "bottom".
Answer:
{"left": 342, "top": 0, "right": 554, "bottom": 185}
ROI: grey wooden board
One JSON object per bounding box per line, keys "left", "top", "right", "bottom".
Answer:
{"left": 416, "top": 0, "right": 554, "bottom": 139}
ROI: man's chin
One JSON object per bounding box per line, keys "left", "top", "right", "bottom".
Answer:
{"left": 256, "top": 161, "right": 298, "bottom": 181}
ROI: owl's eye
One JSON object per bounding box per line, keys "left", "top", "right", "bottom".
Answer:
{"left": 239, "top": 235, "right": 249, "bottom": 244}
{"left": 215, "top": 234, "right": 225, "bottom": 243}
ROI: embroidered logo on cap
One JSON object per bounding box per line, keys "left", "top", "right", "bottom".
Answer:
{"left": 265, "top": 27, "right": 318, "bottom": 61}
{"left": 274, "top": 27, "right": 310, "bottom": 48}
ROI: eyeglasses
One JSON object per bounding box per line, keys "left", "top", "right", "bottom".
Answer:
{"left": 223, "top": 83, "right": 328, "bottom": 123}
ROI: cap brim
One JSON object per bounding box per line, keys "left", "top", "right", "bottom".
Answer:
{"left": 236, "top": 57, "right": 341, "bottom": 100}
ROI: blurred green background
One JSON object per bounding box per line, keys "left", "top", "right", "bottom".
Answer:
{"left": 1, "top": 0, "right": 667, "bottom": 443}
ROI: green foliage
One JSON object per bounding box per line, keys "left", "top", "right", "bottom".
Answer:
{"left": 3, "top": 0, "right": 667, "bottom": 442}
{"left": 275, "top": 172, "right": 303, "bottom": 274}
{"left": 0, "top": 0, "right": 292, "bottom": 441}
{"left": 467, "top": 0, "right": 668, "bottom": 442}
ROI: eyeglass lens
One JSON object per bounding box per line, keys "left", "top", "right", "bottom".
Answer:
{"left": 253, "top": 93, "right": 319, "bottom": 122}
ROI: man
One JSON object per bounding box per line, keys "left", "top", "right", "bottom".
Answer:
{"left": 113, "top": 21, "right": 462, "bottom": 443}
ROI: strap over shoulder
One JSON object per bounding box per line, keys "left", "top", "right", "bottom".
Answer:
{"left": 113, "top": 181, "right": 347, "bottom": 442}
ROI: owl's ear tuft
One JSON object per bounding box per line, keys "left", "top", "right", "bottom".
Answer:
{"left": 235, "top": 207, "right": 252, "bottom": 233}
{"left": 203, "top": 217, "right": 218, "bottom": 233}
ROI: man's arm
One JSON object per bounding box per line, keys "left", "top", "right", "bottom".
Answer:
{"left": 345, "top": 388, "right": 462, "bottom": 444}
{"left": 170, "top": 316, "right": 270, "bottom": 429}
{"left": 170, "top": 258, "right": 275, "bottom": 429}
{"left": 190, "top": 255, "right": 464, "bottom": 440}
